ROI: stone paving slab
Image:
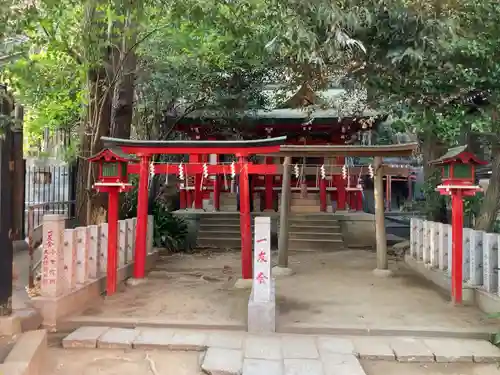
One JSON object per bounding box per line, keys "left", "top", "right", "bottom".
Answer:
{"left": 133, "top": 328, "right": 176, "bottom": 349}
{"left": 97, "top": 328, "right": 139, "bottom": 349}
{"left": 202, "top": 347, "right": 243, "bottom": 375}
{"left": 389, "top": 337, "right": 435, "bottom": 362}
{"left": 243, "top": 358, "right": 283, "bottom": 375}
{"left": 207, "top": 331, "right": 245, "bottom": 350}
{"left": 282, "top": 335, "right": 319, "bottom": 359}
{"left": 245, "top": 335, "right": 282, "bottom": 360}
{"left": 466, "top": 339, "right": 500, "bottom": 363}
{"left": 321, "top": 353, "right": 366, "bottom": 375}
{"left": 284, "top": 358, "right": 324, "bottom": 375}
{"left": 62, "top": 326, "right": 110, "bottom": 348}
{"left": 352, "top": 337, "right": 395, "bottom": 361}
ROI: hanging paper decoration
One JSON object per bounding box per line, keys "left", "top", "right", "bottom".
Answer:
{"left": 230, "top": 161, "right": 236, "bottom": 179}
{"left": 294, "top": 164, "right": 300, "bottom": 179}
{"left": 368, "top": 164, "right": 374, "bottom": 178}
{"left": 342, "top": 164, "right": 347, "bottom": 180}
{"left": 178, "top": 162, "right": 184, "bottom": 180}
{"left": 149, "top": 161, "right": 155, "bottom": 178}
{"left": 202, "top": 163, "right": 208, "bottom": 179}
{"left": 320, "top": 164, "right": 326, "bottom": 180}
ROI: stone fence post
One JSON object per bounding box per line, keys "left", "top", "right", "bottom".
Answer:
{"left": 41, "top": 215, "right": 66, "bottom": 298}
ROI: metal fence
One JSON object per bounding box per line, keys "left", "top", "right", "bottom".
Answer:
{"left": 24, "top": 164, "right": 77, "bottom": 236}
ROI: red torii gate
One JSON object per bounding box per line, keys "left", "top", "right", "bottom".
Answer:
{"left": 96, "top": 136, "right": 287, "bottom": 291}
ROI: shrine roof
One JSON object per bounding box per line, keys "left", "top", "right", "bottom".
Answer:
{"left": 88, "top": 147, "right": 137, "bottom": 162}
{"left": 101, "top": 136, "right": 287, "bottom": 149}
{"left": 429, "top": 145, "right": 487, "bottom": 165}
{"left": 266, "top": 143, "right": 419, "bottom": 157}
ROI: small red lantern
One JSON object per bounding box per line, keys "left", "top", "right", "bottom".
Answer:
{"left": 88, "top": 148, "right": 135, "bottom": 191}
{"left": 430, "top": 145, "right": 487, "bottom": 194}
{"left": 429, "top": 145, "right": 487, "bottom": 305}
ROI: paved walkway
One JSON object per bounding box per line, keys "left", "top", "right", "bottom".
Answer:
{"left": 60, "top": 326, "right": 500, "bottom": 375}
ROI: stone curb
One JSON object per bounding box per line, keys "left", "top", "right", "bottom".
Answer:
{"left": 0, "top": 329, "right": 47, "bottom": 375}
{"left": 61, "top": 326, "right": 500, "bottom": 365}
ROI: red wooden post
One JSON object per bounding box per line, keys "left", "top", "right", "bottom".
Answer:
{"left": 179, "top": 187, "right": 186, "bottom": 209}
{"left": 319, "top": 177, "right": 327, "bottom": 212}
{"left": 134, "top": 155, "right": 150, "bottom": 279}
{"left": 336, "top": 175, "right": 346, "bottom": 210}
{"left": 238, "top": 155, "right": 252, "bottom": 279}
{"left": 186, "top": 190, "right": 193, "bottom": 208}
{"left": 386, "top": 175, "right": 392, "bottom": 211}
{"left": 451, "top": 192, "right": 464, "bottom": 304}
{"left": 107, "top": 188, "right": 119, "bottom": 295}
{"left": 191, "top": 154, "right": 203, "bottom": 209}
{"left": 264, "top": 156, "right": 274, "bottom": 211}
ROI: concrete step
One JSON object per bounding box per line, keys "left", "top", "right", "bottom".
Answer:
{"left": 289, "top": 199, "right": 321, "bottom": 206}
{"left": 197, "top": 237, "right": 242, "bottom": 249}
{"left": 289, "top": 231, "right": 343, "bottom": 240}
{"left": 288, "top": 218, "right": 340, "bottom": 226}
{"left": 288, "top": 238, "right": 344, "bottom": 251}
{"left": 288, "top": 224, "right": 341, "bottom": 233}
{"left": 200, "top": 219, "right": 254, "bottom": 226}
{"left": 290, "top": 206, "right": 321, "bottom": 213}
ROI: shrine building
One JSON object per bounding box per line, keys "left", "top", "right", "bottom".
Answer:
{"left": 166, "top": 84, "right": 414, "bottom": 213}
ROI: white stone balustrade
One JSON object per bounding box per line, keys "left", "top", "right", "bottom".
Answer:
{"left": 408, "top": 218, "right": 500, "bottom": 300}
{"left": 38, "top": 215, "right": 154, "bottom": 299}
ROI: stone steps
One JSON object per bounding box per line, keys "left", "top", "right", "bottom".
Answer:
{"left": 288, "top": 238, "right": 344, "bottom": 251}
{"left": 60, "top": 326, "right": 500, "bottom": 375}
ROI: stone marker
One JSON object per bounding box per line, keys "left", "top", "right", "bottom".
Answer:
{"left": 469, "top": 229, "right": 483, "bottom": 286}
{"left": 62, "top": 326, "right": 110, "bottom": 348}
{"left": 462, "top": 228, "right": 471, "bottom": 282}
{"left": 202, "top": 348, "right": 243, "bottom": 375}
{"left": 97, "top": 327, "right": 139, "bottom": 349}
{"left": 482, "top": 232, "right": 498, "bottom": 294}
{"left": 437, "top": 223, "right": 448, "bottom": 271}
{"left": 99, "top": 223, "right": 108, "bottom": 276}
{"left": 75, "top": 226, "right": 89, "bottom": 284}
{"left": 126, "top": 218, "right": 135, "bottom": 263}
{"left": 248, "top": 216, "right": 276, "bottom": 333}
{"left": 87, "top": 225, "right": 100, "bottom": 279}
{"left": 410, "top": 218, "right": 417, "bottom": 258}
{"left": 62, "top": 228, "right": 77, "bottom": 292}
{"left": 41, "top": 215, "right": 66, "bottom": 298}
{"left": 422, "top": 221, "right": 430, "bottom": 264}
{"left": 429, "top": 222, "right": 439, "bottom": 268}
{"left": 415, "top": 220, "right": 423, "bottom": 261}
{"left": 389, "top": 337, "right": 434, "bottom": 362}
{"left": 118, "top": 220, "right": 128, "bottom": 267}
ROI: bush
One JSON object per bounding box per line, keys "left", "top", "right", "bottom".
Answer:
{"left": 120, "top": 176, "right": 187, "bottom": 251}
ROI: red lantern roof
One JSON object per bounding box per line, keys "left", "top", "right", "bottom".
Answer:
{"left": 428, "top": 145, "right": 487, "bottom": 166}
{"left": 88, "top": 148, "right": 137, "bottom": 163}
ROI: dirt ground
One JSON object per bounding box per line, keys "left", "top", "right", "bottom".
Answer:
{"left": 361, "top": 360, "right": 500, "bottom": 375}
{"left": 77, "top": 250, "right": 498, "bottom": 332}
{"left": 43, "top": 348, "right": 203, "bottom": 375}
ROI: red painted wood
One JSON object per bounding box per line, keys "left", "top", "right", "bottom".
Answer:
{"left": 134, "top": 155, "right": 150, "bottom": 279}
{"left": 213, "top": 172, "right": 220, "bottom": 212}
{"left": 128, "top": 163, "right": 280, "bottom": 175}
{"left": 356, "top": 190, "right": 363, "bottom": 211}
{"left": 336, "top": 175, "right": 346, "bottom": 210}
{"left": 238, "top": 157, "right": 252, "bottom": 279}
{"left": 119, "top": 144, "right": 282, "bottom": 156}
{"left": 319, "top": 178, "right": 327, "bottom": 212}
{"left": 106, "top": 190, "right": 119, "bottom": 296}
{"left": 451, "top": 193, "right": 464, "bottom": 304}
{"left": 190, "top": 154, "right": 203, "bottom": 209}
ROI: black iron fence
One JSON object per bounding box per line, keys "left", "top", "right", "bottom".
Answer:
{"left": 24, "top": 164, "right": 77, "bottom": 236}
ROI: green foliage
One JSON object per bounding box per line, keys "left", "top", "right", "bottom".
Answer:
{"left": 120, "top": 176, "right": 187, "bottom": 252}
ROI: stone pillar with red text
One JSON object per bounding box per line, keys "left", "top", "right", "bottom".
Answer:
{"left": 41, "top": 215, "right": 66, "bottom": 298}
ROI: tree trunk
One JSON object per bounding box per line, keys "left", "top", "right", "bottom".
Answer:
{"left": 474, "top": 148, "right": 500, "bottom": 232}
